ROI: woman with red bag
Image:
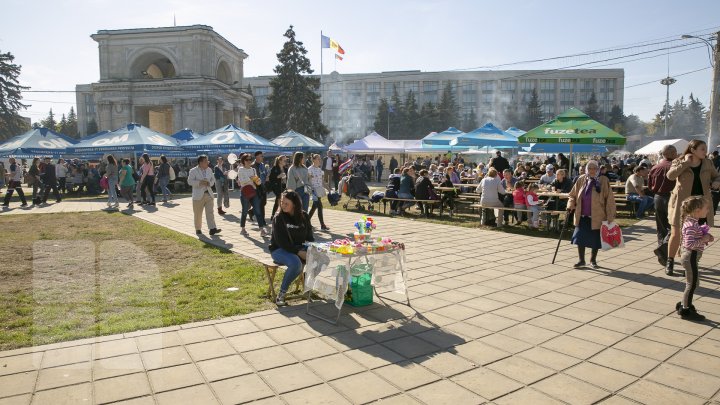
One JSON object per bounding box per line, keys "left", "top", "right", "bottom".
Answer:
{"left": 567, "top": 160, "right": 616, "bottom": 269}
{"left": 237, "top": 153, "right": 268, "bottom": 236}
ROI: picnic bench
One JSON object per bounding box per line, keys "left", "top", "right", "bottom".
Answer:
{"left": 380, "top": 197, "right": 442, "bottom": 217}
{"left": 260, "top": 258, "right": 305, "bottom": 303}
{"left": 468, "top": 203, "right": 567, "bottom": 232}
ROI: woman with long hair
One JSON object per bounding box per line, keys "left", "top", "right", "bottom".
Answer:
{"left": 268, "top": 155, "right": 288, "bottom": 218}
{"left": 268, "top": 190, "right": 314, "bottom": 306}
{"left": 28, "top": 157, "right": 41, "bottom": 204}
{"left": 567, "top": 160, "right": 616, "bottom": 269}
{"left": 157, "top": 155, "right": 172, "bottom": 203}
{"left": 287, "top": 151, "right": 310, "bottom": 211}
{"left": 105, "top": 155, "right": 119, "bottom": 209}
{"left": 139, "top": 153, "right": 156, "bottom": 206}
{"left": 308, "top": 154, "right": 330, "bottom": 230}
{"left": 665, "top": 140, "right": 720, "bottom": 276}
{"left": 237, "top": 153, "right": 268, "bottom": 236}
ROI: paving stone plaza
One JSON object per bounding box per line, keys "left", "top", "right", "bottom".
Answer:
{"left": 1, "top": 196, "right": 720, "bottom": 404}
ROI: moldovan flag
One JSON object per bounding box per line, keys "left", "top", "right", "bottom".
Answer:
{"left": 335, "top": 54, "right": 343, "bottom": 61}
{"left": 321, "top": 34, "right": 345, "bottom": 54}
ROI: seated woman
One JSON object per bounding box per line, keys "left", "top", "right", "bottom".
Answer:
{"left": 269, "top": 190, "right": 315, "bottom": 306}
{"left": 549, "top": 169, "right": 572, "bottom": 210}
{"left": 439, "top": 173, "right": 456, "bottom": 216}
{"left": 477, "top": 168, "right": 506, "bottom": 226}
{"left": 414, "top": 169, "right": 436, "bottom": 216}
{"left": 396, "top": 167, "right": 416, "bottom": 215}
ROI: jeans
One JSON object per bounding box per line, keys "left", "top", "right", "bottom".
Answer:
{"left": 654, "top": 194, "right": 671, "bottom": 246}
{"left": 120, "top": 185, "right": 134, "bottom": 204}
{"left": 514, "top": 203, "right": 527, "bottom": 224}
{"left": 270, "top": 248, "right": 303, "bottom": 294}
{"left": 376, "top": 168, "right": 383, "bottom": 182}
{"left": 158, "top": 176, "right": 171, "bottom": 201}
{"left": 398, "top": 192, "right": 413, "bottom": 212}
{"left": 241, "top": 194, "right": 266, "bottom": 228}
{"left": 295, "top": 187, "right": 309, "bottom": 212}
{"left": 308, "top": 197, "right": 325, "bottom": 226}
{"left": 58, "top": 177, "right": 66, "bottom": 194}
{"left": 141, "top": 175, "right": 156, "bottom": 203}
{"left": 529, "top": 205, "right": 541, "bottom": 225}
{"left": 107, "top": 177, "right": 118, "bottom": 205}
{"left": 627, "top": 193, "right": 653, "bottom": 218}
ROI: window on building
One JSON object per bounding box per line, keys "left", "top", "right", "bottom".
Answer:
{"left": 540, "top": 80, "right": 555, "bottom": 91}
{"left": 463, "top": 81, "right": 477, "bottom": 107}
{"left": 500, "top": 80, "right": 516, "bottom": 103}
{"left": 423, "top": 81, "right": 438, "bottom": 104}
{"left": 328, "top": 91, "right": 342, "bottom": 106}
{"left": 84, "top": 94, "right": 95, "bottom": 115}
{"left": 481, "top": 81, "right": 496, "bottom": 92}
{"left": 366, "top": 82, "right": 380, "bottom": 93}
{"left": 520, "top": 80, "right": 535, "bottom": 91}
{"left": 405, "top": 81, "right": 419, "bottom": 94}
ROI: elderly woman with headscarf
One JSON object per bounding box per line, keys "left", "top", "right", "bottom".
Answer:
{"left": 567, "top": 160, "right": 616, "bottom": 269}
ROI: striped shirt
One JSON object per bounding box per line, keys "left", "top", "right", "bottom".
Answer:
{"left": 682, "top": 216, "right": 710, "bottom": 252}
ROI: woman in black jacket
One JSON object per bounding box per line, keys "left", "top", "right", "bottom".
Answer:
{"left": 268, "top": 155, "right": 288, "bottom": 219}
{"left": 414, "top": 169, "right": 436, "bottom": 216}
{"left": 269, "top": 190, "right": 314, "bottom": 306}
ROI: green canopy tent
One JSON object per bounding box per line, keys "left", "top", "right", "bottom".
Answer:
{"left": 517, "top": 108, "right": 626, "bottom": 171}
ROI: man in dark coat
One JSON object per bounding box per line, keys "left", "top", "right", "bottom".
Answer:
{"left": 489, "top": 151, "right": 510, "bottom": 174}
{"left": 41, "top": 157, "right": 61, "bottom": 203}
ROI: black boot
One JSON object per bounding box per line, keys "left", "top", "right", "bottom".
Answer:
{"left": 665, "top": 258, "right": 674, "bottom": 276}
{"left": 679, "top": 306, "right": 706, "bottom": 321}
{"left": 654, "top": 244, "right": 668, "bottom": 267}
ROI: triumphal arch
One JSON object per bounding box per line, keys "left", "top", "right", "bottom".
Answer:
{"left": 76, "top": 25, "right": 251, "bottom": 135}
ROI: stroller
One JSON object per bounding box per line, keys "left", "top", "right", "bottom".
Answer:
{"left": 340, "top": 174, "right": 373, "bottom": 211}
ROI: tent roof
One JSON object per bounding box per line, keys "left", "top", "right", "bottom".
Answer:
{"left": 422, "top": 127, "right": 465, "bottom": 146}
{"left": 0, "top": 127, "right": 77, "bottom": 157}
{"left": 524, "top": 143, "right": 607, "bottom": 154}
{"left": 518, "top": 108, "right": 626, "bottom": 146}
{"left": 171, "top": 128, "right": 202, "bottom": 142}
{"left": 635, "top": 139, "right": 689, "bottom": 156}
{"left": 183, "top": 124, "right": 279, "bottom": 152}
{"left": 271, "top": 130, "right": 325, "bottom": 149}
{"left": 505, "top": 127, "right": 527, "bottom": 137}
{"left": 68, "top": 123, "right": 183, "bottom": 154}
{"left": 344, "top": 132, "right": 401, "bottom": 153}
{"left": 450, "top": 122, "right": 517, "bottom": 147}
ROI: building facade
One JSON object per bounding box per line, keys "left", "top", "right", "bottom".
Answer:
{"left": 245, "top": 69, "right": 624, "bottom": 141}
{"left": 76, "top": 25, "right": 251, "bottom": 136}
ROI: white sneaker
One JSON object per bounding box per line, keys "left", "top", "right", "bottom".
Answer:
{"left": 260, "top": 227, "right": 269, "bottom": 237}
{"left": 275, "top": 291, "right": 287, "bottom": 306}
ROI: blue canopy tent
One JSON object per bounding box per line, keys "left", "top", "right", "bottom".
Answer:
{"left": 271, "top": 130, "right": 325, "bottom": 151}
{"left": 172, "top": 128, "right": 202, "bottom": 143}
{"left": 421, "top": 127, "right": 465, "bottom": 147}
{"left": 504, "top": 127, "right": 527, "bottom": 138}
{"left": 67, "top": 123, "right": 190, "bottom": 157}
{"left": 80, "top": 130, "right": 110, "bottom": 141}
{"left": 449, "top": 123, "right": 518, "bottom": 148}
{"left": 182, "top": 124, "right": 281, "bottom": 154}
{"left": 0, "top": 127, "right": 77, "bottom": 158}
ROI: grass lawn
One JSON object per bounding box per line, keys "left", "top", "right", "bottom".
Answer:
{"left": 0, "top": 212, "right": 273, "bottom": 351}
{"left": 326, "top": 185, "right": 639, "bottom": 239}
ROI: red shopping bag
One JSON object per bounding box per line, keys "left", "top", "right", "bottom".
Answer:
{"left": 600, "top": 221, "right": 624, "bottom": 250}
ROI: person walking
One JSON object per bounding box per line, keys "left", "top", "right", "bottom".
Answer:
{"left": 665, "top": 140, "right": 720, "bottom": 276}
{"left": 675, "top": 196, "right": 713, "bottom": 321}
{"left": 2, "top": 158, "right": 28, "bottom": 208}
{"left": 648, "top": 145, "right": 677, "bottom": 266}
{"left": 389, "top": 156, "right": 399, "bottom": 175}
{"left": 567, "top": 160, "right": 616, "bottom": 269}
{"left": 119, "top": 158, "right": 136, "bottom": 209}
{"left": 237, "top": 153, "right": 269, "bottom": 236}
{"left": 269, "top": 190, "right": 315, "bottom": 306}
{"left": 376, "top": 156, "right": 384, "bottom": 182}
{"left": 104, "top": 155, "right": 120, "bottom": 209}
{"left": 251, "top": 151, "right": 268, "bottom": 221}
{"left": 157, "top": 155, "right": 172, "bottom": 203}
{"left": 287, "top": 152, "right": 310, "bottom": 211}
{"left": 322, "top": 152, "right": 335, "bottom": 190}
{"left": 268, "top": 155, "right": 287, "bottom": 219}
{"left": 139, "top": 153, "right": 156, "bottom": 206}
{"left": 213, "top": 156, "right": 230, "bottom": 215}
{"left": 41, "top": 157, "right": 61, "bottom": 204}
{"left": 56, "top": 158, "right": 67, "bottom": 195}
{"left": 187, "top": 155, "right": 221, "bottom": 236}
{"left": 28, "top": 158, "right": 42, "bottom": 205}
{"left": 308, "top": 154, "right": 330, "bottom": 230}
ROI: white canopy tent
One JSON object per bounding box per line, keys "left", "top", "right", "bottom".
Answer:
{"left": 343, "top": 132, "right": 403, "bottom": 153}
{"left": 635, "top": 139, "right": 689, "bottom": 156}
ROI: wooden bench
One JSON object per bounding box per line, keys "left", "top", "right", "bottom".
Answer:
{"left": 468, "top": 204, "right": 567, "bottom": 231}
{"left": 381, "top": 197, "right": 441, "bottom": 217}
{"left": 260, "top": 259, "right": 305, "bottom": 303}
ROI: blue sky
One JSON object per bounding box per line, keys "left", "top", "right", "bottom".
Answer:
{"left": 2, "top": 0, "right": 718, "bottom": 124}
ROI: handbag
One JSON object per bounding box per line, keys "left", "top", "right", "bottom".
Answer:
{"left": 600, "top": 221, "right": 624, "bottom": 251}
{"left": 99, "top": 176, "right": 109, "bottom": 190}
{"left": 241, "top": 184, "right": 256, "bottom": 199}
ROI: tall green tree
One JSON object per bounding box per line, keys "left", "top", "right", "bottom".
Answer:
{"left": 607, "top": 105, "right": 626, "bottom": 134}
{"left": 0, "top": 50, "right": 30, "bottom": 139}
{"left": 404, "top": 90, "right": 420, "bottom": 139}
{"left": 40, "top": 108, "right": 57, "bottom": 130}
{"left": 419, "top": 102, "right": 439, "bottom": 134}
{"left": 267, "top": 26, "right": 328, "bottom": 141}
{"left": 389, "top": 86, "right": 406, "bottom": 139}
{"left": 687, "top": 93, "right": 706, "bottom": 135}
{"left": 624, "top": 114, "right": 647, "bottom": 136}
{"left": 246, "top": 85, "right": 269, "bottom": 136}
{"left": 437, "top": 82, "right": 459, "bottom": 129}
{"left": 56, "top": 114, "right": 68, "bottom": 134}
{"left": 669, "top": 96, "right": 691, "bottom": 137}
{"left": 86, "top": 118, "right": 99, "bottom": 135}
{"left": 585, "top": 91, "right": 601, "bottom": 122}
{"left": 373, "top": 98, "right": 390, "bottom": 136}
{"left": 525, "top": 88, "right": 543, "bottom": 129}
{"left": 461, "top": 108, "right": 478, "bottom": 132}
{"left": 65, "top": 106, "right": 78, "bottom": 137}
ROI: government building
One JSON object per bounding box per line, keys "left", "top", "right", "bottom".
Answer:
{"left": 76, "top": 25, "right": 251, "bottom": 136}
{"left": 246, "top": 69, "right": 624, "bottom": 141}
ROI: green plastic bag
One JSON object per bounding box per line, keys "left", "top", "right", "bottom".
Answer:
{"left": 345, "top": 271, "right": 373, "bottom": 307}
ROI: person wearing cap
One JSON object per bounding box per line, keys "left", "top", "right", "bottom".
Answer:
{"left": 489, "top": 151, "right": 510, "bottom": 174}
{"left": 539, "top": 164, "right": 557, "bottom": 185}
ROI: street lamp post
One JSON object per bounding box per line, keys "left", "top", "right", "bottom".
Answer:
{"left": 682, "top": 32, "right": 720, "bottom": 149}
{"left": 660, "top": 76, "right": 676, "bottom": 138}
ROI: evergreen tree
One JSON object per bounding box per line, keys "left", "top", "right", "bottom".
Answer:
{"left": 623, "top": 114, "right": 646, "bottom": 135}
{"left": 669, "top": 96, "right": 690, "bottom": 137}
{"left": 437, "top": 82, "right": 460, "bottom": 129}
{"left": 373, "top": 98, "right": 390, "bottom": 136}
{"left": 65, "top": 106, "right": 78, "bottom": 137}
{"left": 461, "top": 108, "right": 478, "bottom": 132}
{"left": 525, "top": 89, "right": 543, "bottom": 129}
{"left": 0, "top": 50, "right": 30, "bottom": 139}
{"left": 404, "top": 90, "right": 420, "bottom": 139}
{"left": 86, "top": 118, "right": 99, "bottom": 135}
{"left": 266, "top": 26, "right": 328, "bottom": 141}
{"left": 607, "top": 105, "right": 626, "bottom": 133}
{"left": 40, "top": 108, "right": 57, "bottom": 130}
{"left": 56, "top": 114, "right": 68, "bottom": 134}
{"left": 687, "top": 93, "right": 706, "bottom": 135}
{"left": 246, "top": 85, "right": 269, "bottom": 136}
{"left": 389, "top": 86, "right": 406, "bottom": 139}
{"left": 585, "top": 91, "right": 601, "bottom": 121}
{"left": 420, "top": 102, "right": 439, "bottom": 134}
{"left": 503, "top": 104, "right": 520, "bottom": 130}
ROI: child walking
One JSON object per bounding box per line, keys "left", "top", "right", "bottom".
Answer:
{"left": 512, "top": 181, "right": 526, "bottom": 225}
{"left": 677, "top": 196, "right": 713, "bottom": 321}
{"left": 525, "top": 183, "right": 542, "bottom": 229}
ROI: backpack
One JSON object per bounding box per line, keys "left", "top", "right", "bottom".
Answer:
{"left": 169, "top": 166, "right": 176, "bottom": 181}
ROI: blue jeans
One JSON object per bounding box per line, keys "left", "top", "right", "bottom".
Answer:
{"left": 270, "top": 248, "right": 303, "bottom": 293}
{"left": 398, "top": 192, "right": 413, "bottom": 211}
{"left": 627, "top": 193, "right": 653, "bottom": 217}
{"left": 241, "top": 194, "right": 266, "bottom": 227}
{"left": 107, "top": 177, "right": 118, "bottom": 204}
{"left": 158, "top": 176, "right": 171, "bottom": 200}
{"left": 295, "top": 187, "right": 310, "bottom": 212}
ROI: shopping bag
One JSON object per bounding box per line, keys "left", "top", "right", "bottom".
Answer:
{"left": 99, "top": 176, "right": 109, "bottom": 190}
{"left": 345, "top": 271, "right": 373, "bottom": 307}
{"left": 600, "top": 221, "right": 624, "bottom": 251}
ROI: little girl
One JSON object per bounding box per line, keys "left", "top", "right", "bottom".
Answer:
{"left": 677, "top": 196, "right": 713, "bottom": 321}
{"left": 512, "top": 181, "right": 526, "bottom": 225}
{"left": 525, "top": 183, "right": 542, "bottom": 229}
